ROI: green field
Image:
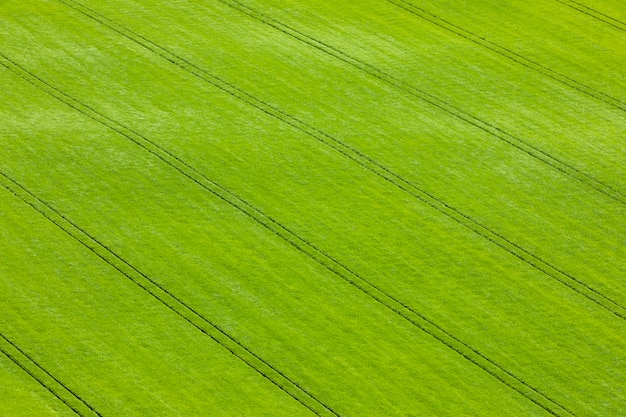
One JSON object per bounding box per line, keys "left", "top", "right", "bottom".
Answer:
{"left": 1, "top": 0, "right": 625, "bottom": 415}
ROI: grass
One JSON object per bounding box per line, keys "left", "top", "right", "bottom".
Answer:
{"left": 0, "top": 351, "right": 77, "bottom": 417}
{"left": 1, "top": 0, "right": 625, "bottom": 415}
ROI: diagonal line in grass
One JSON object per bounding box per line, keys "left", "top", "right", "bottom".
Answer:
{"left": 386, "top": 0, "right": 626, "bottom": 111}
{"left": 553, "top": 0, "right": 626, "bottom": 32}
{"left": 36, "top": 1, "right": 626, "bottom": 317}
{"left": 0, "top": 55, "right": 579, "bottom": 417}
{"left": 0, "top": 172, "right": 340, "bottom": 417}
{"left": 203, "top": 0, "right": 626, "bottom": 205}
{"left": 0, "top": 333, "right": 102, "bottom": 417}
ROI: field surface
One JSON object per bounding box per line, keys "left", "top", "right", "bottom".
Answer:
{"left": 1, "top": 0, "right": 625, "bottom": 416}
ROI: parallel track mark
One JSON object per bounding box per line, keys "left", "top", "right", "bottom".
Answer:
{"left": 387, "top": 0, "right": 626, "bottom": 110}
{"left": 0, "top": 54, "right": 580, "bottom": 416}
{"left": 47, "top": 1, "right": 626, "bottom": 316}
{"left": 213, "top": 0, "right": 626, "bottom": 204}
{"left": 554, "top": 0, "right": 626, "bottom": 32}
{"left": 0, "top": 172, "right": 339, "bottom": 417}
{"left": 0, "top": 332, "right": 101, "bottom": 417}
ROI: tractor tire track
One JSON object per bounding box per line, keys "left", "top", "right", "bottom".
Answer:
{"left": 387, "top": 0, "right": 626, "bottom": 111}
{"left": 0, "top": 172, "right": 339, "bottom": 417}
{"left": 554, "top": 0, "right": 626, "bottom": 32}
{"left": 44, "top": 2, "right": 626, "bottom": 315}
{"left": 0, "top": 332, "right": 101, "bottom": 417}
{"left": 197, "top": 0, "right": 625, "bottom": 205}
{"left": 1, "top": 56, "right": 578, "bottom": 417}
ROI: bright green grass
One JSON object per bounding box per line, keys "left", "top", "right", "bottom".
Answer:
{"left": 0, "top": 353, "right": 76, "bottom": 417}
{"left": 0, "top": 182, "right": 316, "bottom": 416}
{"left": 408, "top": 0, "right": 626, "bottom": 97}
{"left": 1, "top": 64, "right": 563, "bottom": 416}
{"left": 5, "top": 0, "right": 623, "bottom": 304}
{"left": 1, "top": 0, "right": 625, "bottom": 415}
{"left": 574, "top": 0, "right": 626, "bottom": 23}
{"left": 233, "top": 0, "right": 626, "bottom": 190}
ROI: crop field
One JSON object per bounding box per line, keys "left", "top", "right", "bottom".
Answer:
{"left": 1, "top": 0, "right": 625, "bottom": 415}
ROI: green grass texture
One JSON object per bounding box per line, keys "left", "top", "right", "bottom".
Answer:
{"left": 1, "top": 0, "right": 624, "bottom": 415}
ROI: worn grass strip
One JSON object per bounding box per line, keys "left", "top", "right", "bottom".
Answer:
{"left": 0, "top": 333, "right": 101, "bottom": 417}
{"left": 170, "top": 0, "right": 625, "bottom": 205}
{"left": 0, "top": 55, "right": 580, "bottom": 417}
{"left": 554, "top": 0, "right": 626, "bottom": 32}
{"left": 10, "top": 2, "right": 626, "bottom": 321}
{"left": 0, "top": 171, "right": 338, "bottom": 417}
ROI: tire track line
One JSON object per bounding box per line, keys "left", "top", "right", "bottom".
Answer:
{"left": 0, "top": 130, "right": 574, "bottom": 417}
{"left": 387, "top": 0, "right": 626, "bottom": 111}
{"left": 0, "top": 172, "right": 339, "bottom": 417}
{"left": 44, "top": 2, "right": 626, "bottom": 315}
{"left": 554, "top": 0, "right": 626, "bottom": 32}
{"left": 207, "top": 0, "right": 626, "bottom": 205}
{"left": 0, "top": 332, "right": 101, "bottom": 417}
{"left": 2, "top": 55, "right": 577, "bottom": 417}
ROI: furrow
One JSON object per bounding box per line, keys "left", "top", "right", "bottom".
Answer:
{"left": 0, "top": 333, "right": 101, "bottom": 417}
{"left": 1, "top": 55, "right": 578, "bottom": 417}
{"left": 38, "top": 2, "right": 626, "bottom": 313}
{"left": 554, "top": 0, "right": 626, "bottom": 32}
{"left": 210, "top": 0, "right": 626, "bottom": 205}
{"left": 0, "top": 172, "right": 339, "bottom": 417}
